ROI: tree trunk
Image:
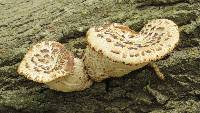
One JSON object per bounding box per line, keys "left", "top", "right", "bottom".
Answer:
{"left": 0, "top": 0, "right": 200, "bottom": 113}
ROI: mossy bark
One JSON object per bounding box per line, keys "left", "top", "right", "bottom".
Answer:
{"left": 0, "top": 0, "right": 200, "bottom": 113}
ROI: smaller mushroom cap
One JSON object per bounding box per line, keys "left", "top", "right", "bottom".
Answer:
{"left": 86, "top": 19, "right": 179, "bottom": 65}
{"left": 18, "top": 41, "right": 74, "bottom": 83}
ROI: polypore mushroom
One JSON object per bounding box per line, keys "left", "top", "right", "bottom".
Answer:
{"left": 18, "top": 41, "right": 92, "bottom": 92}
{"left": 84, "top": 19, "right": 179, "bottom": 81}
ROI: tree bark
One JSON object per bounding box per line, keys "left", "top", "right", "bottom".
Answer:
{"left": 0, "top": 0, "right": 200, "bottom": 113}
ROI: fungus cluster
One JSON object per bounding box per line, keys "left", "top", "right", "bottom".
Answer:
{"left": 18, "top": 19, "right": 179, "bottom": 92}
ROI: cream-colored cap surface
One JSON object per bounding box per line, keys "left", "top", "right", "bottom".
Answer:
{"left": 86, "top": 19, "right": 179, "bottom": 65}
{"left": 18, "top": 41, "right": 74, "bottom": 83}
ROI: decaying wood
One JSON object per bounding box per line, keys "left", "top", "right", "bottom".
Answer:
{"left": 0, "top": 0, "right": 200, "bottom": 113}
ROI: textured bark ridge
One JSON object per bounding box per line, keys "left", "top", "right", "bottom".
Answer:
{"left": 0, "top": 0, "right": 200, "bottom": 113}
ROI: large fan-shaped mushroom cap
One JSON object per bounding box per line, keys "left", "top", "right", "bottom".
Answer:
{"left": 86, "top": 19, "right": 179, "bottom": 65}
{"left": 18, "top": 41, "right": 75, "bottom": 83}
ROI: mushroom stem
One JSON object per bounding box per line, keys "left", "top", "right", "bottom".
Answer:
{"left": 84, "top": 47, "right": 148, "bottom": 82}
{"left": 149, "top": 62, "right": 165, "bottom": 80}
{"left": 46, "top": 58, "right": 93, "bottom": 92}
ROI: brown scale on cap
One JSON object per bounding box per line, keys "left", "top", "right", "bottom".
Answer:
{"left": 86, "top": 19, "right": 179, "bottom": 64}
{"left": 114, "top": 42, "right": 126, "bottom": 48}
{"left": 106, "top": 38, "right": 112, "bottom": 42}
{"left": 40, "top": 49, "right": 49, "bottom": 53}
{"left": 111, "top": 49, "right": 120, "bottom": 54}
{"left": 17, "top": 41, "right": 75, "bottom": 83}
{"left": 146, "top": 50, "right": 151, "bottom": 53}
{"left": 128, "top": 47, "right": 138, "bottom": 50}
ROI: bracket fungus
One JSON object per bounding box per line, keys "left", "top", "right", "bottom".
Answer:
{"left": 84, "top": 19, "right": 179, "bottom": 82}
{"left": 17, "top": 19, "right": 179, "bottom": 92}
{"left": 18, "top": 41, "right": 92, "bottom": 92}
